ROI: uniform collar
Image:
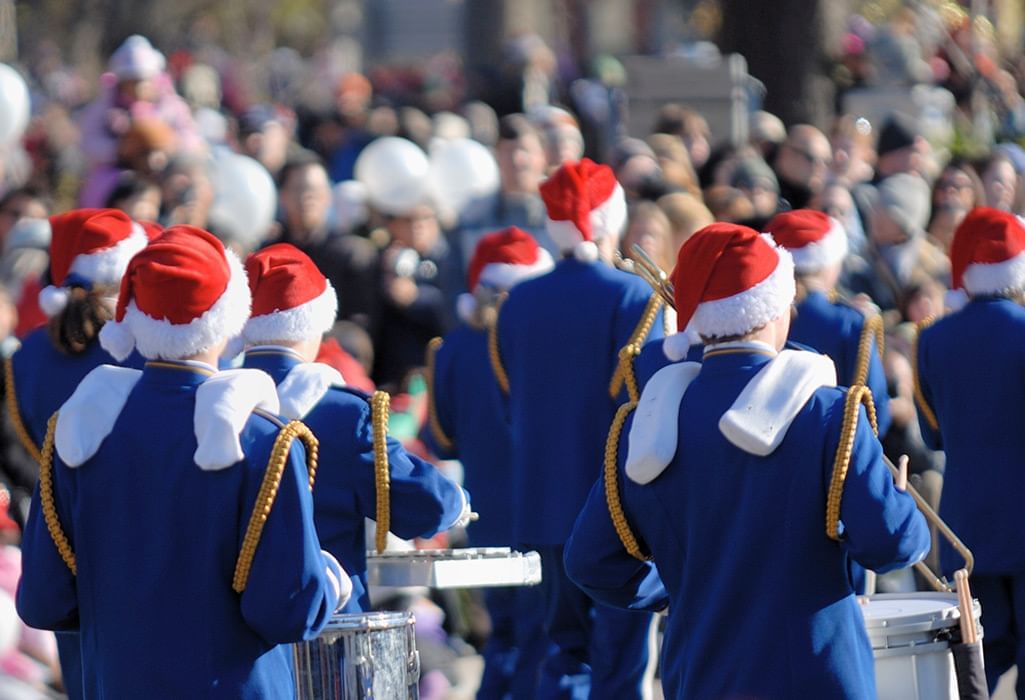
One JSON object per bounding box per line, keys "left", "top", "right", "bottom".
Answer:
{"left": 242, "top": 345, "right": 304, "bottom": 384}
{"left": 141, "top": 359, "right": 217, "bottom": 386}
{"left": 702, "top": 340, "right": 777, "bottom": 359}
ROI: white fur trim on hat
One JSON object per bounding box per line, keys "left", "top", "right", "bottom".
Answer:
{"left": 68, "top": 222, "right": 149, "bottom": 288}
{"left": 944, "top": 288, "right": 969, "bottom": 312}
{"left": 276, "top": 362, "right": 346, "bottom": 420}
{"left": 662, "top": 327, "right": 702, "bottom": 362}
{"left": 691, "top": 243, "right": 795, "bottom": 339}
{"left": 55, "top": 365, "right": 143, "bottom": 467}
{"left": 546, "top": 183, "right": 627, "bottom": 252}
{"left": 625, "top": 361, "right": 702, "bottom": 484}
{"left": 961, "top": 249, "right": 1025, "bottom": 297}
{"left": 38, "top": 286, "right": 70, "bottom": 316}
{"left": 789, "top": 218, "right": 848, "bottom": 274}
{"left": 193, "top": 369, "right": 280, "bottom": 471}
{"left": 100, "top": 247, "right": 251, "bottom": 362}
{"left": 242, "top": 282, "right": 338, "bottom": 345}
{"left": 718, "top": 349, "right": 836, "bottom": 456}
{"left": 476, "top": 248, "right": 555, "bottom": 291}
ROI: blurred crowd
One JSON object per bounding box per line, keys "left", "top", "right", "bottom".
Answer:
{"left": 1, "top": 2, "right": 1025, "bottom": 695}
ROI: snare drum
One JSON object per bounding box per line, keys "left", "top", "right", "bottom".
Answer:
{"left": 293, "top": 611, "right": 420, "bottom": 700}
{"left": 860, "top": 592, "right": 982, "bottom": 700}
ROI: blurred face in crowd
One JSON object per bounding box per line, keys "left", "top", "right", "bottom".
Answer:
{"left": 0, "top": 193, "right": 47, "bottom": 244}
{"left": 243, "top": 122, "right": 290, "bottom": 178}
{"left": 116, "top": 183, "right": 162, "bottom": 223}
{"left": 777, "top": 126, "right": 832, "bottom": 193}
{"left": 616, "top": 155, "right": 661, "bottom": 201}
{"left": 870, "top": 206, "right": 911, "bottom": 246}
{"left": 280, "top": 163, "right": 332, "bottom": 238}
{"left": 388, "top": 204, "right": 440, "bottom": 256}
{"left": 621, "top": 203, "right": 674, "bottom": 272}
{"left": 813, "top": 184, "right": 856, "bottom": 224}
{"left": 497, "top": 133, "right": 547, "bottom": 195}
{"left": 544, "top": 124, "right": 584, "bottom": 171}
{"left": 115, "top": 78, "right": 157, "bottom": 106}
{"left": 877, "top": 138, "right": 930, "bottom": 179}
{"left": 934, "top": 166, "right": 978, "bottom": 211}
{"left": 982, "top": 158, "right": 1016, "bottom": 212}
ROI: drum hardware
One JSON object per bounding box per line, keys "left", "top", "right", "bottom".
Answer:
{"left": 366, "top": 547, "right": 542, "bottom": 590}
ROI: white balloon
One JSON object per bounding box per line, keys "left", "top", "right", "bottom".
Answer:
{"left": 429, "top": 138, "right": 500, "bottom": 219}
{"left": 354, "top": 137, "right": 431, "bottom": 216}
{"left": 0, "top": 64, "right": 30, "bottom": 146}
{"left": 208, "top": 150, "right": 277, "bottom": 249}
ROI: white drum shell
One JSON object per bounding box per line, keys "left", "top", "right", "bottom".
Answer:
{"left": 860, "top": 592, "right": 982, "bottom": 700}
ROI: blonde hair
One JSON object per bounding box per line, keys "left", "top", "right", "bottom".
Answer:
{"left": 657, "top": 192, "right": 714, "bottom": 250}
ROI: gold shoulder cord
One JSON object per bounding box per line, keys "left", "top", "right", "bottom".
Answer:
{"left": 853, "top": 314, "right": 885, "bottom": 386}
{"left": 4, "top": 357, "right": 42, "bottom": 463}
{"left": 604, "top": 401, "right": 650, "bottom": 561}
{"left": 371, "top": 390, "right": 391, "bottom": 554}
{"left": 39, "top": 412, "right": 76, "bottom": 574}
{"left": 233, "top": 420, "right": 319, "bottom": 593}
{"left": 825, "top": 385, "right": 879, "bottom": 541}
{"left": 424, "top": 338, "right": 455, "bottom": 453}
{"left": 609, "top": 294, "right": 664, "bottom": 403}
{"left": 487, "top": 294, "right": 510, "bottom": 394}
{"left": 912, "top": 316, "right": 940, "bottom": 432}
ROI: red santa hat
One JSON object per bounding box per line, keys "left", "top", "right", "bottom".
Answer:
{"left": 540, "top": 158, "right": 627, "bottom": 263}
{"left": 764, "top": 209, "right": 848, "bottom": 274}
{"left": 458, "top": 227, "right": 554, "bottom": 322}
{"left": 242, "top": 243, "right": 338, "bottom": 344}
{"left": 670, "top": 222, "right": 795, "bottom": 340}
{"left": 39, "top": 208, "right": 150, "bottom": 316}
{"left": 99, "top": 226, "right": 250, "bottom": 361}
{"left": 949, "top": 207, "right": 1025, "bottom": 299}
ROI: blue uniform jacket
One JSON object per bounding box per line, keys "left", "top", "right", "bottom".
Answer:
{"left": 565, "top": 347, "right": 928, "bottom": 700}
{"left": 496, "top": 258, "right": 663, "bottom": 545}
{"left": 8, "top": 327, "right": 145, "bottom": 449}
{"left": 17, "top": 361, "right": 339, "bottom": 699}
{"left": 244, "top": 348, "right": 468, "bottom": 612}
{"left": 790, "top": 291, "right": 892, "bottom": 436}
{"left": 916, "top": 297, "right": 1025, "bottom": 575}
{"left": 422, "top": 325, "right": 513, "bottom": 546}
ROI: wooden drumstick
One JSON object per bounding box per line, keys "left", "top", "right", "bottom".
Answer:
{"left": 895, "top": 455, "right": 909, "bottom": 492}
{"left": 954, "top": 569, "right": 978, "bottom": 644}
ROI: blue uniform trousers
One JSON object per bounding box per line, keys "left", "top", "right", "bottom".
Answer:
{"left": 533, "top": 544, "right": 651, "bottom": 700}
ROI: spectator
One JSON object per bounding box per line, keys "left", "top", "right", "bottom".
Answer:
{"left": 621, "top": 201, "right": 675, "bottom": 273}
{"left": 748, "top": 110, "right": 786, "bottom": 160}
{"left": 609, "top": 138, "right": 666, "bottom": 203}
{"left": 105, "top": 172, "right": 162, "bottom": 223}
{"left": 829, "top": 115, "right": 876, "bottom": 186}
{"left": 872, "top": 112, "right": 930, "bottom": 183}
{"left": 529, "top": 106, "right": 584, "bottom": 172}
{"left": 238, "top": 105, "right": 293, "bottom": 180}
{"left": 276, "top": 153, "right": 380, "bottom": 331}
{"left": 326, "top": 72, "right": 375, "bottom": 183}
{"left": 978, "top": 151, "right": 1017, "bottom": 212}
{"left": 729, "top": 155, "right": 780, "bottom": 227}
{"left": 703, "top": 185, "right": 755, "bottom": 223}
{"left": 0, "top": 189, "right": 48, "bottom": 249}
{"left": 646, "top": 133, "right": 701, "bottom": 197}
{"left": 657, "top": 192, "right": 713, "bottom": 251}
{"left": 453, "top": 115, "right": 552, "bottom": 271}
{"left": 772, "top": 124, "right": 832, "bottom": 210}
{"left": 653, "top": 103, "right": 711, "bottom": 170}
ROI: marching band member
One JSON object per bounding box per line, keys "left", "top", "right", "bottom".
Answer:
{"left": 4, "top": 208, "right": 149, "bottom": 699}
{"left": 240, "top": 243, "right": 470, "bottom": 613}
{"left": 491, "top": 159, "right": 664, "bottom": 699}
{"left": 916, "top": 207, "right": 1025, "bottom": 695}
{"left": 17, "top": 226, "right": 348, "bottom": 698}
{"left": 765, "top": 209, "right": 892, "bottom": 436}
{"left": 423, "top": 226, "right": 553, "bottom": 699}
{"left": 565, "top": 223, "right": 928, "bottom": 699}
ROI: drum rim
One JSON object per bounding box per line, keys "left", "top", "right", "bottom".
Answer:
{"left": 860, "top": 592, "right": 980, "bottom": 637}
{"left": 324, "top": 610, "right": 415, "bottom": 631}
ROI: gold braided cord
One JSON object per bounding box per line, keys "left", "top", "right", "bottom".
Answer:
{"left": 371, "top": 391, "right": 391, "bottom": 554}
{"left": 609, "top": 294, "right": 664, "bottom": 403}
{"left": 233, "top": 420, "right": 319, "bottom": 593}
{"left": 424, "top": 338, "right": 455, "bottom": 453}
{"left": 604, "top": 401, "right": 650, "bottom": 561}
{"left": 825, "top": 386, "right": 878, "bottom": 541}
{"left": 39, "top": 412, "right": 76, "bottom": 575}
{"left": 4, "top": 357, "right": 42, "bottom": 463}
{"left": 912, "top": 316, "right": 940, "bottom": 432}
{"left": 487, "top": 295, "right": 510, "bottom": 394}
{"left": 853, "top": 314, "right": 884, "bottom": 386}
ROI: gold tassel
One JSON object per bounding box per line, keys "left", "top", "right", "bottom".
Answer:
{"left": 39, "top": 412, "right": 76, "bottom": 574}
{"left": 912, "top": 316, "right": 940, "bottom": 432}
{"left": 487, "top": 294, "right": 510, "bottom": 394}
{"left": 424, "top": 338, "right": 455, "bottom": 452}
{"left": 4, "top": 357, "right": 42, "bottom": 463}
{"left": 609, "top": 294, "right": 664, "bottom": 403}
{"left": 825, "top": 386, "right": 878, "bottom": 541}
{"left": 604, "top": 401, "right": 650, "bottom": 561}
{"left": 371, "top": 391, "right": 392, "bottom": 554}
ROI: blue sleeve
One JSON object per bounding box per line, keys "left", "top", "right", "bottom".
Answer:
{"left": 351, "top": 404, "right": 467, "bottom": 539}
{"left": 914, "top": 333, "right": 943, "bottom": 450}
{"left": 866, "top": 342, "right": 892, "bottom": 438}
{"left": 837, "top": 403, "right": 930, "bottom": 573}
{"left": 16, "top": 470, "right": 79, "bottom": 631}
{"left": 240, "top": 436, "right": 339, "bottom": 644}
{"left": 564, "top": 478, "right": 669, "bottom": 613}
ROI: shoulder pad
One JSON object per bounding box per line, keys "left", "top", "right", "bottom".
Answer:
{"left": 56, "top": 365, "right": 142, "bottom": 467}
{"left": 277, "top": 363, "right": 346, "bottom": 420}
{"left": 625, "top": 361, "right": 702, "bottom": 484}
{"left": 194, "top": 369, "right": 280, "bottom": 471}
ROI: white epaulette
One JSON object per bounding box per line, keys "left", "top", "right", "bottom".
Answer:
{"left": 276, "top": 363, "right": 346, "bottom": 420}
{"left": 625, "top": 361, "right": 701, "bottom": 484}
{"left": 718, "top": 350, "right": 836, "bottom": 456}
{"left": 193, "top": 369, "right": 281, "bottom": 471}
{"left": 56, "top": 365, "right": 143, "bottom": 467}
